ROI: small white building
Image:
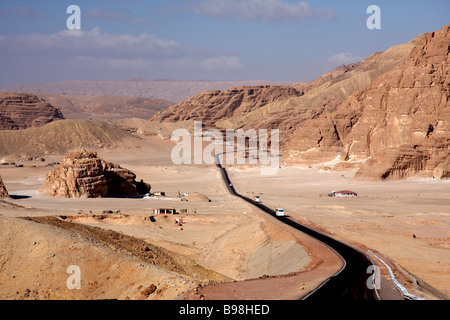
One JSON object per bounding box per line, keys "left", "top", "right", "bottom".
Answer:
{"left": 153, "top": 208, "right": 176, "bottom": 215}
{"left": 332, "top": 190, "right": 358, "bottom": 197}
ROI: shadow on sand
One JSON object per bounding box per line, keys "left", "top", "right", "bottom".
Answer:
{"left": 9, "top": 195, "right": 32, "bottom": 200}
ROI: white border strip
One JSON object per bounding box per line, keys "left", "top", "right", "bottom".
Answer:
{"left": 368, "top": 250, "right": 424, "bottom": 300}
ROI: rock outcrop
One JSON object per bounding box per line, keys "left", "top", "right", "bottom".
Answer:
{"left": 153, "top": 86, "right": 304, "bottom": 127}
{"left": 0, "top": 119, "right": 132, "bottom": 156}
{"left": 148, "top": 25, "right": 449, "bottom": 181}
{"left": 153, "top": 32, "right": 422, "bottom": 151}
{"left": 285, "top": 24, "right": 450, "bottom": 180}
{"left": 433, "top": 161, "right": 450, "bottom": 179}
{"left": 0, "top": 175, "right": 10, "bottom": 199}
{"left": 0, "top": 93, "right": 64, "bottom": 130}
{"left": 38, "top": 150, "right": 150, "bottom": 198}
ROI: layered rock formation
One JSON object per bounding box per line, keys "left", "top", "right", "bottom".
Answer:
{"left": 154, "top": 31, "right": 422, "bottom": 149}
{"left": 38, "top": 150, "right": 150, "bottom": 198}
{"left": 152, "top": 24, "right": 449, "bottom": 181}
{"left": 0, "top": 93, "right": 64, "bottom": 130}
{"left": 232, "top": 33, "right": 423, "bottom": 147}
{"left": 153, "top": 86, "right": 304, "bottom": 127}
{"left": 286, "top": 24, "right": 450, "bottom": 180}
{"left": 0, "top": 175, "right": 10, "bottom": 199}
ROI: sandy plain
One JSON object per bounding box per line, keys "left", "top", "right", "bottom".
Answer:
{"left": 0, "top": 138, "right": 335, "bottom": 300}
{"left": 0, "top": 136, "right": 448, "bottom": 300}
{"left": 226, "top": 162, "right": 450, "bottom": 299}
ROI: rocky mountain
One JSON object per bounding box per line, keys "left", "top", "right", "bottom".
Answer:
{"left": 223, "top": 33, "right": 423, "bottom": 147}
{"left": 0, "top": 93, "right": 64, "bottom": 130}
{"left": 1, "top": 80, "right": 289, "bottom": 104}
{"left": 38, "top": 149, "right": 151, "bottom": 198}
{"left": 0, "top": 175, "right": 10, "bottom": 199}
{"left": 153, "top": 24, "right": 449, "bottom": 180}
{"left": 285, "top": 24, "right": 450, "bottom": 180}
{"left": 153, "top": 85, "right": 304, "bottom": 127}
{"left": 154, "top": 32, "right": 423, "bottom": 149}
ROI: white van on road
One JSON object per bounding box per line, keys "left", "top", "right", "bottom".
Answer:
{"left": 275, "top": 208, "right": 285, "bottom": 217}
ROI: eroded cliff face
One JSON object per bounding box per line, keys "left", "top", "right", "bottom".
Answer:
{"left": 153, "top": 86, "right": 304, "bottom": 127}
{"left": 217, "top": 34, "right": 422, "bottom": 148}
{"left": 0, "top": 93, "right": 64, "bottom": 130}
{"left": 285, "top": 24, "right": 450, "bottom": 180}
{"left": 153, "top": 29, "right": 423, "bottom": 154}
{"left": 38, "top": 150, "right": 150, "bottom": 198}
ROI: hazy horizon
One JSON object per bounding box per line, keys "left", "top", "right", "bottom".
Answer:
{"left": 0, "top": 0, "right": 449, "bottom": 89}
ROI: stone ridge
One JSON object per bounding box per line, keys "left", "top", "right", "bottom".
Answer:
{"left": 153, "top": 85, "right": 304, "bottom": 126}
{"left": 0, "top": 93, "right": 64, "bottom": 130}
{"left": 286, "top": 24, "right": 450, "bottom": 180}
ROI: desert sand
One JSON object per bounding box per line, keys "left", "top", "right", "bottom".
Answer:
{"left": 0, "top": 116, "right": 447, "bottom": 301}
{"left": 1, "top": 138, "right": 335, "bottom": 300}
{"left": 226, "top": 163, "right": 450, "bottom": 299}
{"left": 1, "top": 136, "right": 448, "bottom": 300}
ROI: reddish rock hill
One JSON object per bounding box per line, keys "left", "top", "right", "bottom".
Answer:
{"left": 0, "top": 175, "right": 10, "bottom": 199}
{"left": 231, "top": 34, "right": 422, "bottom": 148}
{"left": 38, "top": 149, "right": 151, "bottom": 198}
{"left": 0, "top": 93, "right": 64, "bottom": 130}
{"left": 286, "top": 24, "right": 450, "bottom": 180}
{"left": 152, "top": 85, "right": 304, "bottom": 127}
{"left": 153, "top": 31, "right": 421, "bottom": 150}
{"left": 149, "top": 24, "right": 449, "bottom": 181}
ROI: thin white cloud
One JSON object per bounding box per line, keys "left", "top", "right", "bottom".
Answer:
{"left": 193, "top": 0, "right": 336, "bottom": 22}
{"left": 0, "top": 28, "right": 182, "bottom": 59}
{"left": 328, "top": 52, "right": 363, "bottom": 65}
{"left": 0, "top": 6, "right": 44, "bottom": 19}
{"left": 0, "top": 28, "right": 244, "bottom": 76}
{"left": 85, "top": 8, "right": 149, "bottom": 24}
{"left": 198, "top": 56, "right": 243, "bottom": 71}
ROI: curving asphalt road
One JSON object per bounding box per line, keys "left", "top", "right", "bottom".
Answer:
{"left": 215, "top": 155, "right": 379, "bottom": 300}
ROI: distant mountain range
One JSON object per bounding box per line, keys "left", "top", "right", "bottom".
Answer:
{"left": 35, "top": 94, "right": 174, "bottom": 120}
{"left": 0, "top": 79, "right": 291, "bottom": 104}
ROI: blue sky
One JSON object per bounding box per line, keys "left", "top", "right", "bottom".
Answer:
{"left": 0, "top": 0, "right": 448, "bottom": 88}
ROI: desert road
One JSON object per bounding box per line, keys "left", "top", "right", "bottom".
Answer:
{"left": 214, "top": 154, "right": 379, "bottom": 300}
